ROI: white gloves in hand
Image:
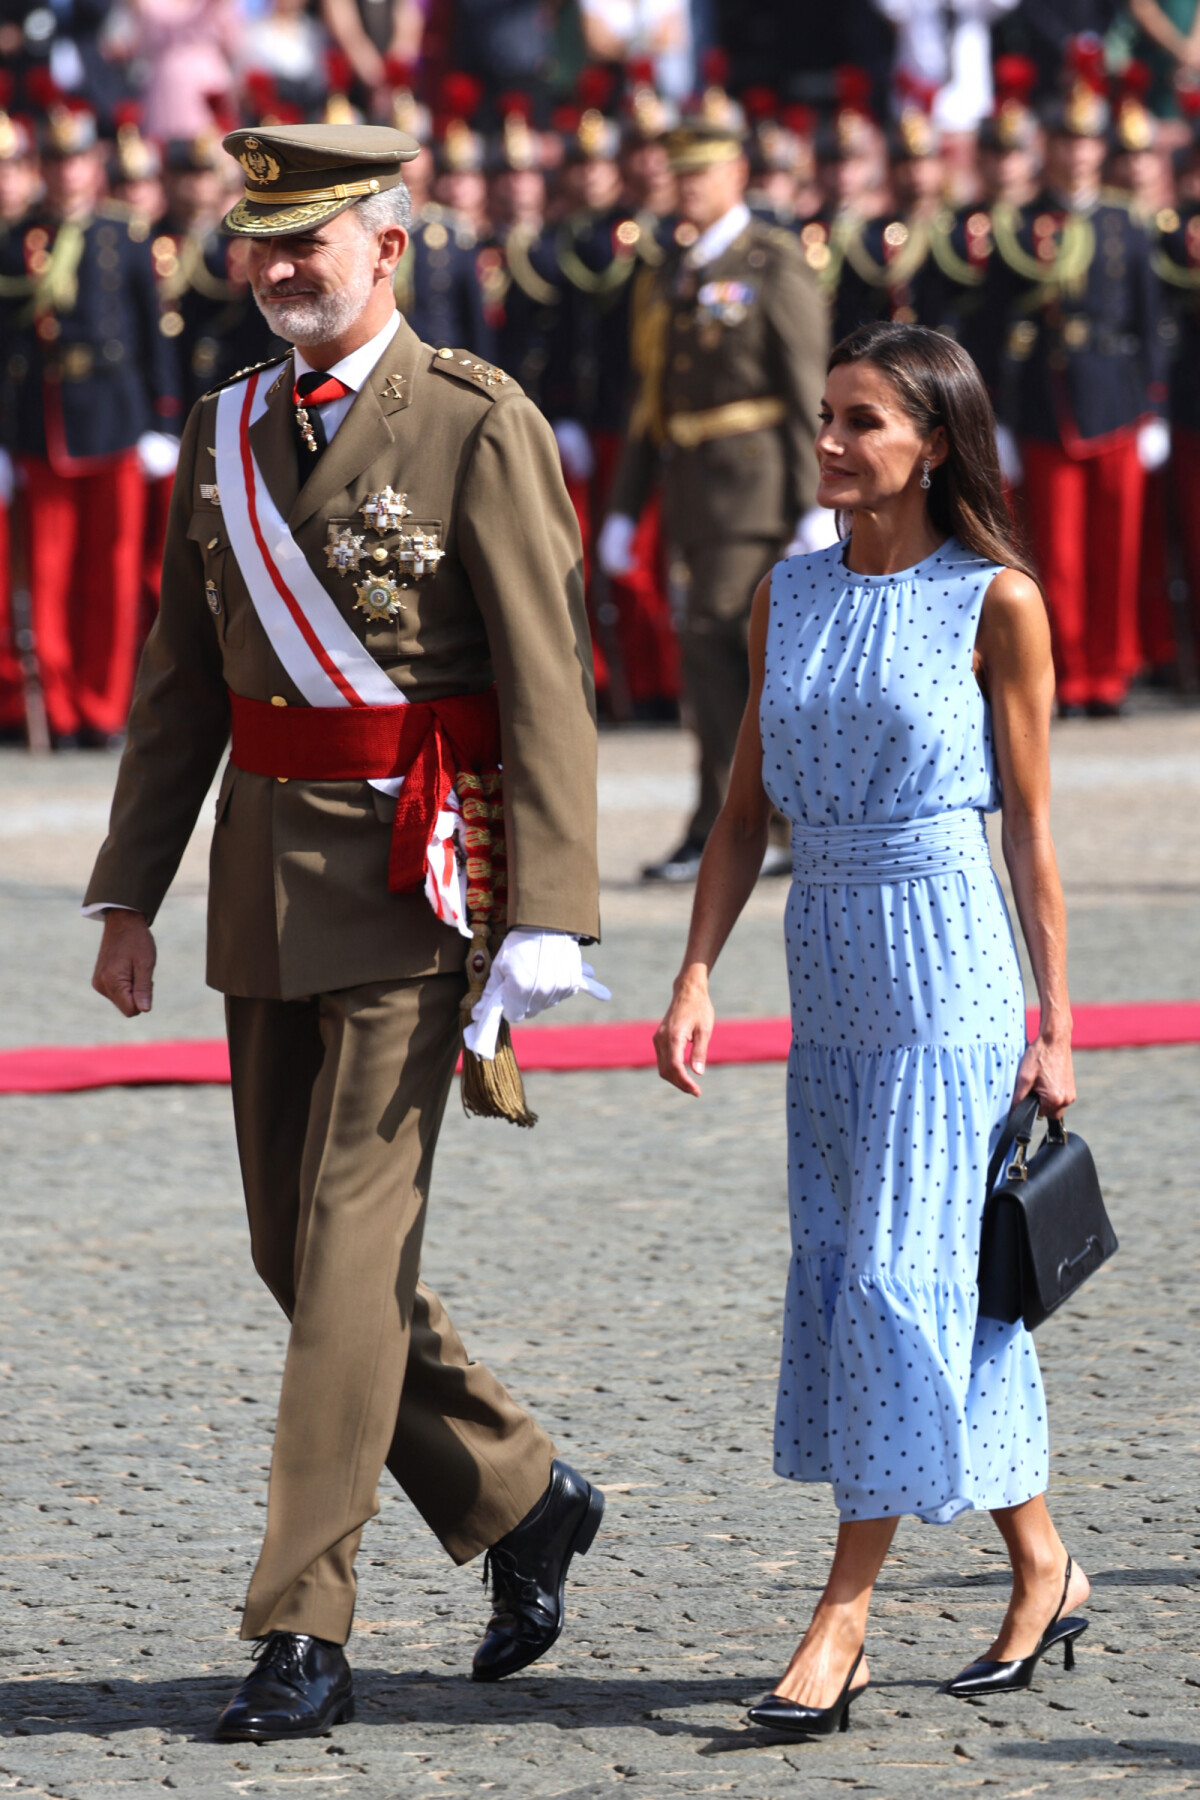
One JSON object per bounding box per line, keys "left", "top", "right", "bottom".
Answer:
{"left": 597, "top": 511, "right": 637, "bottom": 578}
{"left": 552, "top": 418, "right": 595, "bottom": 482}
{"left": 995, "top": 424, "right": 1024, "bottom": 487}
{"left": 783, "top": 504, "right": 840, "bottom": 558}
{"left": 137, "top": 431, "right": 181, "bottom": 480}
{"left": 1138, "top": 416, "right": 1171, "bottom": 472}
{"left": 463, "top": 927, "right": 611, "bottom": 1061}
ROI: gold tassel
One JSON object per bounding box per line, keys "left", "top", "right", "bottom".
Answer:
{"left": 456, "top": 775, "right": 537, "bottom": 1128}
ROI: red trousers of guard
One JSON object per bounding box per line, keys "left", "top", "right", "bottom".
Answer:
{"left": 19, "top": 452, "right": 145, "bottom": 740}
{"left": 0, "top": 499, "right": 26, "bottom": 731}
{"left": 1020, "top": 433, "right": 1145, "bottom": 709}
{"left": 140, "top": 472, "right": 174, "bottom": 648}
{"left": 563, "top": 428, "right": 680, "bottom": 713}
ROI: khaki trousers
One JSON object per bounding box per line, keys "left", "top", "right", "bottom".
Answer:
{"left": 678, "top": 535, "right": 788, "bottom": 844}
{"left": 226, "top": 974, "right": 556, "bottom": 1645}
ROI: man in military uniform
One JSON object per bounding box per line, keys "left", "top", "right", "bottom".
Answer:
{"left": 832, "top": 103, "right": 943, "bottom": 345}
{"left": 601, "top": 106, "right": 828, "bottom": 881}
{"left": 86, "top": 122, "right": 605, "bottom": 1741}
{"left": 916, "top": 63, "right": 1041, "bottom": 370}
{"left": 540, "top": 105, "right": 666, "bottom": 712}
{"left": 0, "top": 104, "right": 181, "bottom": 746}
{"left": 980, "top": 72, "right": 1168, "bottom": 715}
{"left": 479, "top": 100, "right": 555, "bottom": 399}
{"left": 0, "top": 102, "right": 36, "bottom": 738}
{"left": 1141, "top": 121, "right": 1200, "bottom": 677}
{"left": 395, "top": 120, "right": 493, "bottom": 356}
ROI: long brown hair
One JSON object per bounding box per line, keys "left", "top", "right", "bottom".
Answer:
{"left": 827, "top": 321, "right": 1037, "bottom": 582}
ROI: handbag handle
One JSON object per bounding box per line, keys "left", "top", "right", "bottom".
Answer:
{"left": 986, "top": 1092, "right": 1067, "bottom": 1195}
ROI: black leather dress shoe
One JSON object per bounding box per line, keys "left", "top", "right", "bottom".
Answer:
{"left": 215, "top": 1632, "right": 354, "bottom": 1741}
{"left": 472, "top": 1459, "right": 605, "bottom": 1681}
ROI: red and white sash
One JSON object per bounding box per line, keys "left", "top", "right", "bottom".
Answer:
{"left": 214, "top": 366, "right": 469, "bottom": 934}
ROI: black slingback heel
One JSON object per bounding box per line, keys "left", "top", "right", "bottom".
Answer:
{"left": 945, "top": 1555, "right": 1088, "bottom": 1697}
{"left": 747, "top": 1648, "right": 868, "bottom": 1736}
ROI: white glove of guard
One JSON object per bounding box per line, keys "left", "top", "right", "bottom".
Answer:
{"left": 995, "top": 424, "right": 1024, "bottom": 487}
{"left": 0, "top": 448, "right": 12, "bottom": 507}
{"left": 552, "top": 417, "right": 595, "bottom": 482}
{"left": 1138, "top": 416, "right": 1171, "bottom": 472}
{"left": 597, "top": 511, "right": 638, "bottom": 578}
{"left": 137, "top": 431, "right": 181, "bottom": 480}
{"left": 782, "top": 504, "right": 840, "bottom": 558}
{"left": 463, "top": 927, "right": 611, "bottom": 1061}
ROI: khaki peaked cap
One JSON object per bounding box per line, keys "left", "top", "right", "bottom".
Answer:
{"left": 663, "top": 115, "right": 745, "bottom": 175}
{"left": 222, "top": 123, "right": 420, "bottom": 237}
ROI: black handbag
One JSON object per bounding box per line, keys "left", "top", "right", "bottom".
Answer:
{"left": 977, "top": 1092, "right": 1118, "bottom": 1332}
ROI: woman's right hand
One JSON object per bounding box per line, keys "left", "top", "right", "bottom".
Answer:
{"left": 654, "top": 970, "right": 715, "bottom": 1097}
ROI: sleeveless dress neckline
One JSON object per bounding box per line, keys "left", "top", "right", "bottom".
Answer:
{"left": 839, "top": 538, "right": 952, "bottom": 585}
{"left": 761, "top": 537, "right": 1048, "bottom": 1526}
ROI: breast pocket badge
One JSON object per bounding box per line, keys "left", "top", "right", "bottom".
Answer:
{"left": 696, "top": 279, "right": 756, "bottom": 329}
{"left": 205, "top": 579, "right": 221, "bottom": 616}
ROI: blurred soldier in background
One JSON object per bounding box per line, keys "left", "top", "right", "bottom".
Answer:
{"left": 833, "top": 99, "right": 942, "bottom": 342}
{"left": 602, "top": 99, "right": 828, "bottom": 880}
{"left": 981, "top": 44, "right": 1169, "bottom": 716}
{"left": 0, "top": 104, "right": 180, "bottom": 746}
{"left": 0, "top": 103, "right": 38, "bottom": 738}
{"left": 541, "top": 95, "right": 665, "bottom": 711}
{"left": 800, "top": 78, "right": 885, "bottom": 322}
{"left": 480, "top": 98, "right": 556, "bottom": 400}
{"left": 395, "top": 80, "right": 493, "bottom": 356}
{"left": 918, "top": 57, "right": 1039, "bottom": 378}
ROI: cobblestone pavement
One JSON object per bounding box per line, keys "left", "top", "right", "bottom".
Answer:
{"left": 2, "top": 703, "right": 1199, "bottom": 1798}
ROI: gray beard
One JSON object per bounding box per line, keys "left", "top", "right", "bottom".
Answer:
{"left": 253, "top": 270, "right": 373, "bottom": 347}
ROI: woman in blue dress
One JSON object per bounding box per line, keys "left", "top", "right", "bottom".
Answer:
{"left": 656, "top": 322, "right": 1088, "bottom": 1734}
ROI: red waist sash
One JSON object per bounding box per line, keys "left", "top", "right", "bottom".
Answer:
{"left": 229, "top": 688, "right": 501, "bottom": 895}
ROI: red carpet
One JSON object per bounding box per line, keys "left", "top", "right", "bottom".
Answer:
{"left": 1, "top": 1003, "right": 1198, "bottom": 1095}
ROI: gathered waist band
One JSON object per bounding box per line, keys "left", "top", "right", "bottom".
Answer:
{"left": 791, "top": 809, "right": 992, "bottom": 884}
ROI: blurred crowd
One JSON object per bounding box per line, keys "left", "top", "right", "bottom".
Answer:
{"left": 3, "top": 2, "right": 1200, "bottom": 747}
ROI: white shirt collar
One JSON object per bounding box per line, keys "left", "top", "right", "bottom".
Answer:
{"left": 686, "top": 202, "right": 752, "bottom": 270}
{"left": 293, "top": 308, "right": 401, "bottom": 390}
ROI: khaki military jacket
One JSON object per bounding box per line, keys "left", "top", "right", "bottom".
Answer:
{"left": 85, "top": 316, "right": 599, "bottom": 1000}
{"left": 609, "top": 218, "right": 827, "bottom": 550}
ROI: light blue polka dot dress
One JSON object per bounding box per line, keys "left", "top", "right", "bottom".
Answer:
{"left": 762, "top": 537, "right": 1048, "bottom": 1524}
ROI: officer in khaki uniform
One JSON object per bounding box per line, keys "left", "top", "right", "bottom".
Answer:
{"left": 86, "top": 123, "right": 605, "bottom": 1742}
{"left": 601, "top": 105, "right": 828, "bottom": 881}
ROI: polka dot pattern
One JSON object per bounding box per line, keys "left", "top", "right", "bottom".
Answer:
{"left": 761, "top": 539, "right": 1048, "bottom": 1524}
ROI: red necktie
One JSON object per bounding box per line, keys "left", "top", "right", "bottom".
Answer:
{"left": 292, "top": 370, "right": 354, "bottom": 458}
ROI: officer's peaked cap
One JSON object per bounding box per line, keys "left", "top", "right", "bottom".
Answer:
{"left": 222, "top": 123, "right": 420, "bottom": 237}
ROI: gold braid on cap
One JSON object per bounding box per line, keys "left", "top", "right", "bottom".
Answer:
{"left": 242, "top": 175, "right": 384, "bottom": 203}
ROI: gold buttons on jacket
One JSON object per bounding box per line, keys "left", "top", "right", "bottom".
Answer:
{"left": 207, "top": 536, "right": 219, "bottom": 550}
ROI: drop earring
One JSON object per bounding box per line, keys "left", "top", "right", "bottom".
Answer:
{"left": 920, "top": 459, "right": 932, "bottom": 490}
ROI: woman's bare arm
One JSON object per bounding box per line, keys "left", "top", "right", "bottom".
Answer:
{"left": 977, "top": 567, "right": 1076, "bottom": 1116}
{"left": 1130, "top": 0, "right": 1197, "bottom": 61}
{"left": 654, "top": 574, "right": 775, "bottom": 1094}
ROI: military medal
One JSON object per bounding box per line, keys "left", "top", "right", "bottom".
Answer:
{"left": 360, "top": 486, "right": 410, "bottom": 531}
{"left": 325, "top": 523, "right": 365, "bottom": 573}
{"left": 295, "top": 405, "right": 318, "bottom": 454}
{"left": 354, "top": 572, "right": 405, "bottom": 620}
{"left": 200, "top": 482, "right": 220, "bottom": 505}
{"left": 205, "top": 579, "right": 221, "bottom": 615}
{"left": 398, "top": 528, "right": 444, "bottom": 581}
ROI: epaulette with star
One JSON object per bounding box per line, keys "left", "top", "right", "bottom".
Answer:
{"left": 430, "top": 345, "right": 520, "bottom": 396}
{"left": 201, "top": 351, "right": 291, "bottom": 400}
